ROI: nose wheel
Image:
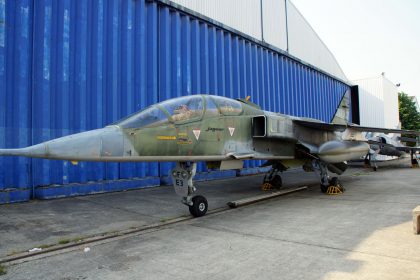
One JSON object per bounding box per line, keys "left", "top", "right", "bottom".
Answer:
{"left": 171, "top": 162, "right": 209, "bottom": 217}
{"left": 188, "top": 195, "right": 208, "bottom": 217}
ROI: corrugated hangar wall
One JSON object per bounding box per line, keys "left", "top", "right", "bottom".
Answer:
{"left": 171, "top": 0, "right": 348, "bottom": 82}
{"left": 0, "top": 0, "right": 350, "bottom": 204}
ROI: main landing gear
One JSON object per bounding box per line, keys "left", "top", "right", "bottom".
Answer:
{"left": 262, "top": 162, "right": 285, "bottom": 191}
{"left": 317, "top": 161, "right": 344, "bottom": 194}
{"left": 364, "top": 151, "right": 378, "bottom": 171}
{"left": 410, "top": 150, "right": 420, "bottom": 168}
{"left": 171, "top": 162, "right": 208, "bottom": 217}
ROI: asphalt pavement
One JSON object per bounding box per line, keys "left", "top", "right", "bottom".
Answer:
{"left": 1, "top": 160, "right": 419, "bottom": 280}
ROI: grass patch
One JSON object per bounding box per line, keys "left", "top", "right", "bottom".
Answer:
{"left": 0, "top": 264, "right": 7, "bottom": 276}
{"left": 160, "top": 216, "right": 178, "bottom": 223}
{"left": 72, "top": 237, "right": 84, "bottom": 243}
{"left": 38, "top": 244, "right": 54, "bottom": 249}
{"left": 102, "top": 230, "right": 119, "bottom": 236}
{"left": 6, "top": 250, "right": 18, "bottom": 256}
{"left": 352, "top": 172, "right": 371, "bottom": 177}
{"left": 58, "top": 239, "right": 70, "bottom": 245}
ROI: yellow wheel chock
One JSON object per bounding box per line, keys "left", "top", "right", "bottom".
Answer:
{"left": 262, "top": 182, "right": 273, "bottom": 191}
{"left": 326, "top": 185, "right": 343, "bottom": 195}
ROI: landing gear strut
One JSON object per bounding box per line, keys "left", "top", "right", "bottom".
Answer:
{"left": 364, "top": 151, "right": 378, "bottom": 171}
{"left": 318, "top": 161, "right": 330, "bottom": 193}
{"left": 171, "top": 162, "right": 208, "bottom": 217}
{"left": 411, "top": 150, "right": 419, "bottom": 168}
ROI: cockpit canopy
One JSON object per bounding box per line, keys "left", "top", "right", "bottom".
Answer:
{"left": 114, "top": 95, "right": 243, "bottom": 129}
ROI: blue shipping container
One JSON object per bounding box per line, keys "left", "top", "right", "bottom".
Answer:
{"left": 0, "top": 0, "right": 350, "bottom": 203}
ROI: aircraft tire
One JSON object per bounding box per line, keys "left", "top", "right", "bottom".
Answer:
{"left": 189, "top": 195, "right": 208, "bottom": 217}
{"left": 320, "top": 184, "right": 328, "bottom": 193}
{"left": 271, "top": 175, "right": 282, "bottom": 189}
{"left": 330, "top": 177, "right": 339, "bottom": 186}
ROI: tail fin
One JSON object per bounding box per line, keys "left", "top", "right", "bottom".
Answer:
{"left": 331, "top": 90, "right": 351, "bottom": 125}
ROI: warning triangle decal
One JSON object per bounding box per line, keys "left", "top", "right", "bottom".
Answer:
{"left": 228, "top": 127, "right": 235, "bottom": 136}
{"left": 193, "top": 129, "right": 201, "bottom": 140}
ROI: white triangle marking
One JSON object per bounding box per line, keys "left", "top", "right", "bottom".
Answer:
{"left": 193, "top": 129, "right": 201, "bottom": 140}
{"left": 228, "top": 127, "right": 235, "bottom": 136}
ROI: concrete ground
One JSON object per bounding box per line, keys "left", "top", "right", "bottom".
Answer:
{"left": 1, "top": 162, "right": 420, "bottom": 280}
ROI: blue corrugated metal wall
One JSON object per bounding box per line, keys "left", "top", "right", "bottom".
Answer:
{"left": 0, "top": 0, "right": 33, "bottom": 203}
{"left": 0, "top": 0, "right": 350, "bottom": 203}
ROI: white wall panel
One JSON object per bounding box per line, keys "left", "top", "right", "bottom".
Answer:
{"left": 262, "top": 0, "right": 288, "bottom": 50}
{"left": 355, "top": 76, "right": 385, "bottom": 128}
{"left": 170, "top": 0, "right": 348, "bottom": 82}
{"left": 354, "top": 75, "right": 399, "bottom": 129}
{"left": 382, "top": 77, "right": 400, "bottom": 129}
{"left": 172, "top": 0, "right": 262, "bottom": 40}
{"left": 286, "top": 0, "right": 347, "bottom": 81}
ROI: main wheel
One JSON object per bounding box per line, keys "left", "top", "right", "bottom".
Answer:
{"left": 320, "top": 184, "right": 328, "bottom": 193}
{"left": 271, "top": 175, "right": 282, "bottom": 189}
{"left": 364, "top": 157, "right": 369, "bottom": 165}
{"left": 329, "top": 177, "right": 339, "bottom": 186}
{"left": 189, "top": 195, "right": 208, "bottom": 217}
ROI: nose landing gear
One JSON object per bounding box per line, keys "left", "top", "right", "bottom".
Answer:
{"left": 171, "top": 162, "right": 208, "bottom": 217}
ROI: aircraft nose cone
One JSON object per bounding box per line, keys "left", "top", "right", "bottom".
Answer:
{"left": 0, "top": 143, "right": 48, "bottom": 157}
{"left": 44, "top": 126, "right": 124, "bottom": 161}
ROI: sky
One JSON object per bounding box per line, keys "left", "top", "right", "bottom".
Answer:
{"left": 291, "top": 0, "right": 420, "bottom": 100}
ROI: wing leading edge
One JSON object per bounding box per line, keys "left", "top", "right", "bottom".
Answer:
{"left": 293, "top": 119, "right": 420, "bottom": 136}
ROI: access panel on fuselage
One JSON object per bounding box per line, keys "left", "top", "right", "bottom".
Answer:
{"left": 133, "top": 125, "right": 178, "bottom": 157}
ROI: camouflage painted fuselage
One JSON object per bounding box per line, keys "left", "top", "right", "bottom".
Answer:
{"left": 124, "top": 105, "right": 296, "bottom": 161}
{"left": 0, "top": 94, "right": 369, "bottom": 166}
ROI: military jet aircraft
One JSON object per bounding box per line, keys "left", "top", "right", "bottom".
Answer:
{"left": 364, "top": 133, "right": 420, "bottom": 170}
{"left": 1, "top": 94, "right": 419, "bottom": 217}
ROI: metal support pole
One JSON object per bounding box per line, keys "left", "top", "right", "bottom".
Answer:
{"left": 284, "top": 0, "right": 289, "bottom": 52}
{"left": 260, "top": 0, "right": 264, "bottom": 42}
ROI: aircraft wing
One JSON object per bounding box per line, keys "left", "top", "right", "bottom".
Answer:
{"left": 346, "top": 125, "right": 420, "bottom": 135}
{"left": 293, "top": 120, "right": 347, "bottom": 132}
{"left": 294, "top": 119, "right": 420, "bottom": 135}
{"left": 366, "top": 139, "right": 420, "bottom": 151}
{"left": 395, "top": 146, "right": 420, "bottom": 152}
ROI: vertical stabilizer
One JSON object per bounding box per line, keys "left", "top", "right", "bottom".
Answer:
{"left": 331, "top": 89, "right": 351, "bottom": 125}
